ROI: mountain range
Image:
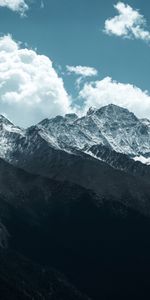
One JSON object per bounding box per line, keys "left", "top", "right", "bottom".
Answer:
{"left": 1, "top": 104, "right": 150, "bottom": 165}
{"left": 0, "top": 104, "right": 150, "bottom": 299}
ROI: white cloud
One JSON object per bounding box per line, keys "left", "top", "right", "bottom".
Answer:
{"left": 104, "top": 2, "right": 150, "bottom": 42}
{"left": 0, "top": 35, "right": 71, "bottom": 127}
{"left": 66, "top": 65, "right": 98, "bottom": 89}
{"left": 0, "top": 0, "right": 29, "bottom": 16}
{"left": 79, "top": 77, "right": 150, "bottom": 119}
{"left": 66, "top": 65, "right": 98, "bottom": 77}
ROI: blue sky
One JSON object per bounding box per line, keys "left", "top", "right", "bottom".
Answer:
{"left": 0, "top": 0, "right": 150, "bottom": 126}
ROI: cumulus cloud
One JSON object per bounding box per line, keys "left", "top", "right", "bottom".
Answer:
{"left": 0, "top": 35, "right": 71, "bottom": 127}
{"left": 79, "top": 77, "right": 150, "bottom": 119}
{"left": 104, "top": 2, "right": 150, "bottom": 42}
{"left": 0, "top": 0, "right": 29, "bottom": 15}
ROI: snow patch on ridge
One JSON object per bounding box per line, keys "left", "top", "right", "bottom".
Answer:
{"left": 134, "top": 156, "right": 150, "bottom": 165}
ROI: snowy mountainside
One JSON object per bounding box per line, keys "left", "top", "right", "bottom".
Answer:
{"left": 0, "top": 104, "right": 149, "bottom": 169}
{"left": 37, "top": 104, "right": 150, "bottom": 163}
{"left": 0, "top": 115, "right": 25, "bottom": 161}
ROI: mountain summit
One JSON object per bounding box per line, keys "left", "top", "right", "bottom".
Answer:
{"left": 36, "top": 104, "right": 150, "bottom": 163}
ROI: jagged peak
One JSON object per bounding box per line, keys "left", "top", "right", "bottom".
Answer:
{"left": 65, "top": 113, "right": 78, "bottom": 121}
{"left": 98, "top": 104, "right": 130, "bottom": 113}
{"left": 0, "top": 114, "right": 24, "bottom": 135}
{"left": 140, "top": 118, "right": 150, "bottom": 127}
{"left": 86, "top": 107, "right": 97, "bottom": 116}
{"left": 86, "top": 104, "right": 138, "bottom": 119}
{"left": 39, "top": 115, "right": 64, "bottom": 126}
{"left": 39, "top": 113, "right": 78, "bottom": 128}
{"left": 94, "top": 104, "right": 138, "bottom": 121}
{"left": 0, "top": 114, "right": 13, "bottom": 125}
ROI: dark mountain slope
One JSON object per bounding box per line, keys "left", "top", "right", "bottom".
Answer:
{"left": 89, "top": 144, "right": 150, "bottom": 178}
{"left": 0, "top": 250, "right": 90, "bottom": 300}
{"left": 0, "top": 159, "right": 150, "bottom": 299}
{"left": 11, "top": 142, "right": 150, "bottom": 216}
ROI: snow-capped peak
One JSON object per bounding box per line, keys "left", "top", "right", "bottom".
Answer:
{"left": 36, "top": 104, "right": 150, "bottom": 163}
{"left": 0, "top": 115, "right": 13, "bottom": 125}
{"left": 0, "top": 115, "right": 24, "bottom": 161}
